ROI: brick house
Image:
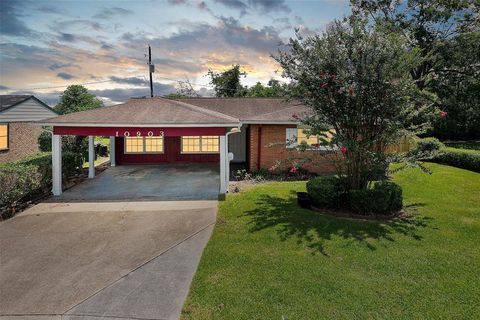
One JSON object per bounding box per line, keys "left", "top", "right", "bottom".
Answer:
{"left": 39, "top": 97, "right": 337, "bottom": 196}
{"left": 0, "top": 95, "right": 58, "bottom": 163}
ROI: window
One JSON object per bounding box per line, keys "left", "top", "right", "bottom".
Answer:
{"left": 181, "top": 136, "right": 219, "bottom": 153}
{"left": 297, "top": 129, "right": 319, "bottom": 146}
{"left": 125, "top": 136, "right": 163, "bottom": 153}
{"left": 0, "top": 124, "right": 8, "bottom": 151}
{"left": 286, "top": 128, "right": 335, "bottom": 150}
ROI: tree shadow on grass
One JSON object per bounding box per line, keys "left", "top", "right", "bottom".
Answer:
{"left": 245, "top": 194, "right": 431, "bottom": 256}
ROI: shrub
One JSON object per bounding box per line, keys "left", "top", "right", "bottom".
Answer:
{"left": 410, "top": 137, "right": 445, "bottom": 155}
{"left": 431, "top": 148, "right": 480, "bottom": 173}
{"left": 38, "top": 131, "right": 51, "bottom": 152}
{"left": 0, "top": 165, "right": 42, "bottom": 209}
{"left": 38, "top": 131, "right": 88, "bottom": 160}
{"left": 306, "top": 176, "right": 341, "bottom": 208}
{"left": 349, "top": 181, "right": 403, "bottom": 215}
{"left": 62, "top": 152, "right": 84, "bottom": 176}
{"left": 0, "top": 152, "right": 83, "bottom": 211}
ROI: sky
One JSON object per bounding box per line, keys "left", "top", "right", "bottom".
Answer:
{"left": 0, "top": 0, "right": 350, "bottom": 106}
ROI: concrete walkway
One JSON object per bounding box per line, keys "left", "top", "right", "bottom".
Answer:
{"left": 0, "top": 200, "right": 217, "bottom": 320}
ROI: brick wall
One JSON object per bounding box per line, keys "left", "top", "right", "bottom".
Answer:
{"left": 0, "top": 122, "right": 42, "bottom": 164}
{"left": 248, "top": 124, "right": 337, "bottom": 174}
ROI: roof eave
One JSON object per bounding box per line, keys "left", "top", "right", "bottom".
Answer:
{"left": 34, "top": 122, "right": 240, "bottom": 128}
{"left": 242, "top": 120, "right": 299, "bottom": 125}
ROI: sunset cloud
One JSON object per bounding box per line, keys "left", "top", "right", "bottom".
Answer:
{"left": 0, "top": 0, "right": 349, "bottom": 105}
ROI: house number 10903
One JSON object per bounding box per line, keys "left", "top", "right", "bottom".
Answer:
{"left": 115, "top": 131, "right": 164, "bottom": 137}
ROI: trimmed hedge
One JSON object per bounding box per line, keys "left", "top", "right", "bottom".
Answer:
{"left": 306, "top": 175, "right": 342, "bottom": 208}
{"left": 408, "top": 137, "right": 444, "bottom": 159}
{"left": 306, "top": 177, "right": 403, "bottom": 215}
{"left": 0, "top": 152, "right": 83, "bottom": 211}
{"left": 349, "top": 181, "right": 403, "bottom": 214}
{"left": 409, "top": 138, "right": 480, "bottom": 173}
{"left": 431, "top": 148, "right": 480, "bottom": 173}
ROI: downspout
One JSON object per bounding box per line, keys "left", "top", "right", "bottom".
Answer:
{"left": 256, "top": 125, "right": 262, "bottom": 171}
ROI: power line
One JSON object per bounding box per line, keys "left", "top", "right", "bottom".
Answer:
{"left": 3, "top": 74, "right": 246, "bottom": 94}
{"left": 154, "top": 75, "right": 214, "bottom": 88}
{"left": 4, "top": 79, "right": 116, "bottom": 91}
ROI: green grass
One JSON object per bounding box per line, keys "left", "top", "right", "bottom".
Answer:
{"left": 82, "top": 156, "right": 109, "bottom": 168}
{"left": 444, "top": 146, "right": 480, "bottom": 156}
{"left": 445, "top": 142, "right": 480, "bottom": 151}
{"left": 95, "top": 136, "right": 110, "bottom": 146}
{"left": 182, "top": 163, "right": 480, "bottom": 319}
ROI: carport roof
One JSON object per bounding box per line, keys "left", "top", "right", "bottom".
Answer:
{"left": 41, "top": 97, "right": 240, "bottom": 127}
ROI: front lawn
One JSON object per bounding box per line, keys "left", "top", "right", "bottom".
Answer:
{"left": 182, "top": 163, "right": 480, "bottom": 319}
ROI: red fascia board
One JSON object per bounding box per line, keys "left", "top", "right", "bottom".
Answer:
{"left": 53, "top": 126, "right": 227, "bottom": 137}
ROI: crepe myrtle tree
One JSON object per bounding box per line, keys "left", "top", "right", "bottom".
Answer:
{"left": 275, "top": 15, "right": 437, "bottom": 191}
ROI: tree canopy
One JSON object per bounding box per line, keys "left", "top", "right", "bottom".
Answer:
{"left": 275, "top": 14, "right": 435, "bottom": 190}
{"left": 207, "top": 65, "right": 247, "bottom": 97}
{"left": 206, "top": 65, "right": 286, "bottom": 98}
{"left": 352, "top": 0, "right": 480, "bottom": 139}
{"left": 246, "top": 79, "right": 287, "bottom": 97}
{"left": 54, "top": 85, "right": 103, "bottom": 115}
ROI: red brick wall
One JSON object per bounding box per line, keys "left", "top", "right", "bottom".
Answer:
{"left": 248, "top": 124, "right": 337, "bottom": 174}
{"left": 0, "top": 122, "right": 42, "bottom": 164}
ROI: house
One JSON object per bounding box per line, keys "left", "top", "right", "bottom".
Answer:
{"left": 0, "top": 95, "right": 58, "bottom": 163}
{"left": 39, "top": 97, "right": 336, "bottom": 196}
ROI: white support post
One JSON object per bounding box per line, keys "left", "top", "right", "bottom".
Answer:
{"left": 52, "top": 134, "right": 62, "bottom": 196}
{"left": 109, "top": 136, "right": 116, "bottom": 167}
{"left": 225, "top": 134, "right": 230, "bottom": 192}
{"left": 88, "top": 136, "right": 95, "bottom": 178}
{"left": 219, "top": 135, "right": 227, "bottom": 194}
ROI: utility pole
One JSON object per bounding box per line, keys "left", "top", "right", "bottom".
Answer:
{"left": 148, "top": 45, "right": 154, "bottom": 97}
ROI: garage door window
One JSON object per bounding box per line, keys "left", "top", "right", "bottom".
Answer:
{"left": 181, "top": 136, "right": 219, "bottom": 153}
{"left": 125, "top": 136, "right": 163, "bottom": 153}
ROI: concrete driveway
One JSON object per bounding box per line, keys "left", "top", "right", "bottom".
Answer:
{"left": 56, "top": 164, "right": 220, "bottom": 201}
{"left": 0, "top": 200, "right": 217, "bottom": 320}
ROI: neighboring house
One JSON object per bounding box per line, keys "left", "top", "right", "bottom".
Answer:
{"left": 39, "top": 97, "right": 335, "bottom": 196}
{"left": 0, "top": 95, "right": 57, "bottom": 163}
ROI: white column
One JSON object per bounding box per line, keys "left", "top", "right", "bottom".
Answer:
{"left": 52, "top": 134, "right": 62, "bottom": 196}
{"left": 109, "top": 136, "right": 116, "bottom": 167}
{"left": 225, "top": 134, "right": 230, "bottom": 192}
{"left": 219, "top": 135, "right": 227, "bottom": 194}
{"left": 88, "top": 136, "right": 95, "bottom": 178}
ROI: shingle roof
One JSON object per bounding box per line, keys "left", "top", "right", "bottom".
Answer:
{"left": 0, "top": 95, "right": 33, "bottom": 112}
{"left": 42, "top": 97, "right": 240, "bottom": 126}
{"left": 247, "top": 104, "right": 311, "bottom": 122}
{"left": 40, "top": 97, "right": 310, "bottom": 127}
{"left": 179, "top": 97, "right": 310, "bottom": 122}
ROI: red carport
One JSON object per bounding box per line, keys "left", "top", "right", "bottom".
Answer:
{"left": 38, "top": 97, "right": 241, "bottom": 197}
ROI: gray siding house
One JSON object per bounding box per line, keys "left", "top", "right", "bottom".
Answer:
{"left": 0, "top": 95, "right": 57, "bottom": 163}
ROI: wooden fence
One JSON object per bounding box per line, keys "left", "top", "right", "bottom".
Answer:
{"left": 385, "top": 136, "right": 416, "bottom": 154}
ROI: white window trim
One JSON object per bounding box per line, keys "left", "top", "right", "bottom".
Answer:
{"left": 124, "top": 136, "right": 164, "bottom": 154}
{"left": 181, "top": 136, "right": 220, "bottom": 154}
